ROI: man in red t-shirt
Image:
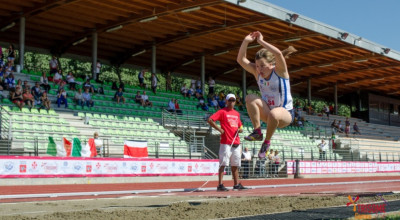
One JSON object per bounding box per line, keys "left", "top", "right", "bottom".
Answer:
{"left": 208, "top": 94, "right": 248, "bottom": 191}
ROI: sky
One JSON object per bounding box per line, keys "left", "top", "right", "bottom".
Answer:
{"left": 264, "top": 0, "right": 400, "bottom": 52}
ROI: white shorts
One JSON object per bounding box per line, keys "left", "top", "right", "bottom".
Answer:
{"left": 219, "top": 144, "right": 241, "bottom": 167}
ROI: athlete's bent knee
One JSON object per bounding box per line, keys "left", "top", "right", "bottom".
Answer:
{"left": 245, "top": 94, "right": 258, "bottom": 103}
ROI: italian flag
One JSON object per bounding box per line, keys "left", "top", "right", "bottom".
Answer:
{"left": 47, "top": 137, "right": 72, "bottom": 157}
{"left": 71, "top": 138, "right": 98, "bottom": 157}
{"left": 124, "top": 140, "right": 148, "bottom": 158}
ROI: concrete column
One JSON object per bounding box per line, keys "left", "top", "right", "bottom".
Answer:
{"left": 307, "top": 78, "right": 311, "bottom": 106}
{"left": 334, "top": 83, "right": 338, "bottom": 114}
{"left": 151, "top": 43, "right": 156, "bottom": 74}
{"left": 91, "top": 32, "right": 98, "bottom": 79}
{"left": 19, "top": 17, "right": 25, "bottom": 71}
{"left": 242, "top": 68, "right": 247, "bottom": 101}
{"left": 201, "top": 55, "right": 205, "bottom": 96}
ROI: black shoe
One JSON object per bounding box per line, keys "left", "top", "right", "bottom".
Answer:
{"left": 233, "top": 183, "right": 249, "bottom": 190}
{"left": 244, "top": 130, "right": 263, "bottom": 141}
{"left": 217, "top": 184, "right": 229, "bottom": 191}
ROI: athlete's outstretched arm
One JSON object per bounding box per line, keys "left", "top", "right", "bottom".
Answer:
{"left": 237, "top": 33, "right": 257, "bottom": 77}
{"left": 255, "top": 31, "right": 289, "bottom": 79}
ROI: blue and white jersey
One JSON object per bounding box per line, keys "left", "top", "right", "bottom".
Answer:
{"left": 257, "top": 69, "right": 293, "bottom": 110}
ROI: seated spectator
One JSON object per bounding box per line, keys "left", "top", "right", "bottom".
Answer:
{"left": 11, "top": 87, "right": 24, "bottom": 110}
{"left": 187, "top": 87, "right": 194, "bottom": 98}
{"left": 174, "top": 99, "right": 182, "bottom": 115}
{"left": 31, "top": 82, "right": 42, "bottom": 104}
{"left": 40, "top": 72, "right": 51, "bottom": 92}
{"left": 190, "top": 78, "right": 196, "bottom": 90}
{"left": 195, "top": 86, "right": 202, "bottom": 99}
{"left": 7, "top": 44, "right": 15, "bottom": 66}
{"left": 218, "top": 99, "right": 226, "bottom": 109}
{"left": 337, "top": 120, "right": 344, "bottom": 133}
{"left": 66, "top": 72, "right": 77, "bottom": 90}
{"left": 53, "top": 70, "right": 63, "bottom": 86}
{"left": 197, "top": 99, "right": 209, "bottom": 111}
{"left": 83, "top": 79, "right": 95, "bottom": 93}
{"left": 114, "top": 87, "right": 125, "bottom": 104}
{"left": 181, "top": 83, "right": 188, "bottom": 97}
{"left": 236, "top": 95, "right": 244, "bottom": 110}
{"left": 345, "top": 117, "right": 351, "bottom": 137}
{"left": 210, "top": 97, "right": 219, "bottom": 110}
{"left": 353, "top": 122, "right": 361, "bottom": 135}
{"left": 57, "top": 88, "right": 68, "bottom": 108}
{"left": 167, "top": 98, "right": 176, "bottom": 113}
{"left": 135, "top": 91, "right": 144, "bottom": 105}
{"left": 74, "top": 88, "right": 83, "bottom": 106}
{"left": 218, "top": 91, "right": 225, "bottom": 101}
{"left": 22, "top": 88, "right": 34, "bottom": 110}
{"left": 41, "top": 92, "right": 51, "bottom": 110}
{"left": 150, "top": 73, "right": 158, "bottom": 94}
{"left": 5, "top": 73, "right": 15, "bottom": 91}
{"left": 49, "top": 55, "right": 58, "bottom": 75}
{"left": 82, "top": 88, "right": 94, "bottom": 107}
{"left": 4, "top": 62, "right": 13, "bottom": 77}
{"left": 15, "top": 79, "right": 22, "bottom": 91}
{"left": 22, "top": 80, "right": 30, "bottom": 91}
{"left": 141, "top": 91, "right": 153, "bottom": 107}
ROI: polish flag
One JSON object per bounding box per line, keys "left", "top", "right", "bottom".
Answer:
{"left": 124, "top": 140, "right": 148, "bottom": 158}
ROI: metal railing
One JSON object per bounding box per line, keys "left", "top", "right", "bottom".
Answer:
{"left": 161, "top": 108, "right": 210, "bottom": 130}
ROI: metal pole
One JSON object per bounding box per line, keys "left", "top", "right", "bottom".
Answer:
{"left": 19, "top": 17, "right": 26, "bottom": 71}
{"left": 311, "top": 148, "right": 313, "bottom": 161}
{"left": 172, "top": 142, "right": 175, "bottom": 159}
{"left": 307, "top": 78, "right": 311, "bottom": 106}
{"left": 91, "top": 32, "right": 98, "bottom": 79}
{"left": 334, "top": 84, "right": 338, "bottom": 114}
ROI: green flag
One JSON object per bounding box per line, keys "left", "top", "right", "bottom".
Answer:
{"left": 71, "top": 138, "right": 82, "bottom": 157}
{"left": 47, "top": 137, "right": 57, "bottom": 156}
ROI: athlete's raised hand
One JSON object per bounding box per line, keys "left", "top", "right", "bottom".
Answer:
{"left": 244, "top": 32, "right": 257, "bottom": 43}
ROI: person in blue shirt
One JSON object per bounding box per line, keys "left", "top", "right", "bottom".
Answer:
{"left": 114, "top": 87, "right": 125, "bottom": 104}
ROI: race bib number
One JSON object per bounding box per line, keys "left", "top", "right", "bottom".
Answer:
{"left": 264, "top": 93, "right": 280, "bottom": 107}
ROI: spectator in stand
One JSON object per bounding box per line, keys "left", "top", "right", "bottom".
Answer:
{"left": 329, "top": 104, "right": 334, "bottom": 114}
{"left": 94, "top": 132, "right": 103, "bottom": 156}
{"left": 353, "top": 122, "right": 361, "bottom": 135}
{"left": 174, "top": 99, "right": 182, "bottom": 115}
{"left": 208, "top": 76, "right": 215, "bottom": 95}
{"left": 74, "top": 88, "right": 83, "bottom": 107}
{"left": 197, "top": 99, "right": 209, "bottom": 111}
{"left": 218, "top": 91, "right": 225, "bottom": 101}
{"left": 22, "top": 88, "right": 34, "bottom": 110}
{"left": 210, "top": 97, "right": 219, "bottom": 110}
{"left": 345, "top": 117, "right": 351, "bottom": 137}
{"left": 95, "top": 60, "right": 101, "bottom": 83}
{"left": 4, "top": 62, "right": 13, "bottom": 77}
{"left": 138, "top": 69, "right": 147, "bottom": 88}
{"left": 6, "top": 44, "right": 16, "bottom": 66}
{"left": 56, "top": 88, "right": 68, "bottom": 108}
{"left": 196, "top": 77, "right": 201, "bottom": 89}
{"left": 195, "top": 86, "right": 203, "bottom": 99}
{"left": 0, "top": 53, "right": 4, "bottom": 68}
{"left": 11, "top": 87, "right": 24, "bottom": 110}
{"left": 82, "top": 88, "right": 94, "bottom": 107}
{"left": 190, "top": 78, "right": 196, "bottom": 90}
{"left": 40, "top": 72, "right": 51, "bottom": 92}
{"left": 337, "top": 120, "right": 344, "bottom": 133}
{"left": 53, "top": 70, "right": 63, "bottom": 86}
{"left": 119, "top": 81, "right": 125, "bottom": 92}
{"left": 66, "top": 72, "right": 77, "bottom": 91}
{"left": 318, "top": 139, "right": 328, "bottom": 160}
{"left": 83, "top": 79, "right": 95, "bottom": 94}
{"left": 167, "top": 98, "right": 176, "bottom": 113}
{"left": 241, "top": 147, "right": 252, "bottom": 179}
{"left": 49, "top": 55, "right": 58, "bottom": 75}
{"left": 218, "top": 98, "right": 226, "bottom": 109}
{"left": 150, "top": 72, "right": 158, "bottom": 94}
{"left": 31, "top": 82, "right": 42, "bottom": 104}
{"left": 180, "top": 83, "right": 188, "bottom": 97}
{"left": 187, "top": 87, "right": 194, "bottom": 98}
{"left": 323, "top": 105, "right": 330, "bottom": 120}
{"left": 5, "top": 73, "right": 15, "bottom": 91}
{"left": 15, "top": 79, "right": 22, "bottom": 91}
{"left": 141, "top": 91, "right": 153, "bottom": 107}
{"left": 294, "top": 100, "right": 303, "bottom": 118}
{"left": 135, "top": 91, "right": 144, "bottom": 106}
{"left": 41, "top": 92, "right": 51, "bottom": 110}
{"left": 273, "top": 150, "right": 280, "bottom": 177}
{"left": 166, "top": 71, "right": 172, "bottom": 91}
{"left": 114, "top": 87, "right": 125, "bottom": 104}
{"left": 22, "top": 80, "right": 30, "bottom": 91}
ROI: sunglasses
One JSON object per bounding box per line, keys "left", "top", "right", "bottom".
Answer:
{"left": 227, "top": 99, "right": 236, "bottom": 102}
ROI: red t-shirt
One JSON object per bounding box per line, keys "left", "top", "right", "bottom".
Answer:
{"left": 209, "top": 107, "right": 242, "bottom": 145}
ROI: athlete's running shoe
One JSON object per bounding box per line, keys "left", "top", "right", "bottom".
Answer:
{"left": 217, "top": 184, "right": 229, "bottom": 191}
{"left": 258, "top": 142, "right": 270, "bottom": 159}
{"left": 233, "top": 183, "right": 249, "bottom": 191}
{"left": 244, "top": 130, "right": 263, "bottom": 141}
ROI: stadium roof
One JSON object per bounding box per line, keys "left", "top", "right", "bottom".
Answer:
{"left": 1, "top": 0, "right": 400, "bottom": 98}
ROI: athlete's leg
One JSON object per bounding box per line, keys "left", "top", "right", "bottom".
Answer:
{"left": 265, "top": 107, "right": 292, "bottom": 140}
{"left": 245, "top": 94, "right": 271, "bottom": 141}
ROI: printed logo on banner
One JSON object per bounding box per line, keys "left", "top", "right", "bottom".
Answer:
{"left": 178, "top": 163, "right": 185, "bottom": 172}
{"left": 74, "top": 163, "right": 83, "bottom": 172}
{"left": 19, "top": 161, "right": 27, "bottom": 173}
{"left": 104, "top": 163, "right": 118, "bottom": 173}
{"left": 4, "top": 161, "right": 15, "bottom": 172}
{"left": 149, "top": 163, "right": 154, "bottom": 170}
{"left": 96, "top": 162, "right": 101, "bottom": 169}
{"left": 156, "top": 163, "right": 169, "bottom": 173}
{"left": 188, "top": 165, "right": 192, "bottom": 172}
{"left": 131, "top": 162, "right": 139, "bottom": 172}
{"left": 63, "top": 161, "right": 68, "bottom": 166}
{"left": 200, "top": 163, "right": 211, "bottom": 173}
{"left": 86, "top": 162, "right": 92, "bottom": 173}
{"left": 43, "top": 162, "right": 58, "bottom": 173}
{"left": 141, "top": 162, "right": 147, "bottom": 173}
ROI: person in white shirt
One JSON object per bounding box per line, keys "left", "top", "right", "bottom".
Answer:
{"left": 49, "top": 56, "right": 58, "bottom": 75}
{"left": 53, "top": 70, "right": 63, "bottom": 85}
{"left": 95, "top": 60, "right": 101, "bottom": 82}
{"left": 208, "top": 76, "right": 215, "bottom": 95}
{"left": 94, "top": 132, "right": 103, "bottom": 156}
{"left": 141, "top": 91, "right": 153, "bottom": 107}
{"left": 191, "top": 78, "right": 196, "bottom": 89}
{"left": 66, "top": 72, "right": 77, "bottom": 90}
{"left": 151, "top": 73, "right": 158, "bottom": 94}
{"left": 181, "top": 83, "right": 188, "bottom": 97}
{"left": 318, "top": 139, "right": 328, "bottom": 160}
{"left": 167, "top": 98, "right": 175, "bottom": 113}
{"left": 241, "top": 147, "right": 252, "bottom": 179}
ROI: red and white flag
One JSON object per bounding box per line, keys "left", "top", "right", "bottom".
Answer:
{"left": 124, "top": 140, "right": 148, "bottom": 158}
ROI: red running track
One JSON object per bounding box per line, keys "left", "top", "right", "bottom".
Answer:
{"left": 1, "top": 176, "right": 400, "bottom": 203}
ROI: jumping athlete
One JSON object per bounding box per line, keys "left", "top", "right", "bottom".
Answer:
{"left": 208, "top": 94, "right": 248, "bottom": 191}
{"left": 237, "top": 31, "right": 295, "bottom": 159}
